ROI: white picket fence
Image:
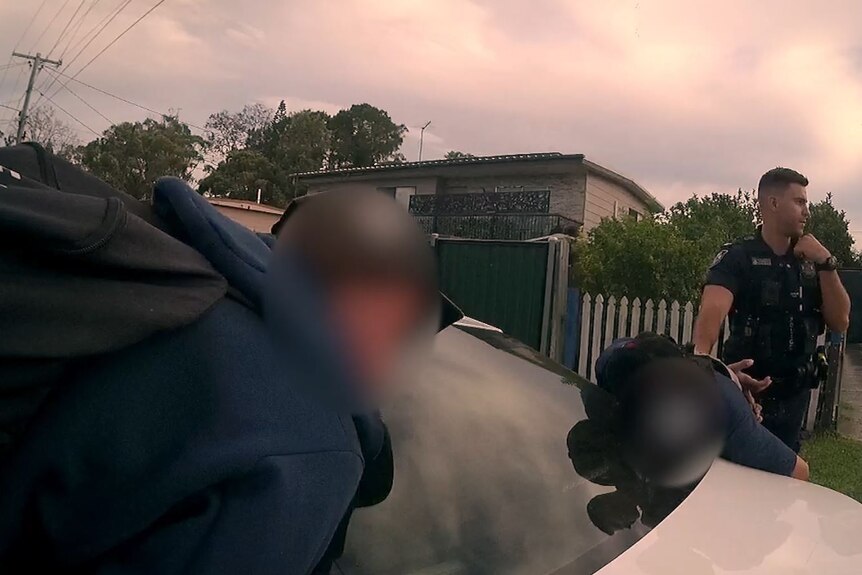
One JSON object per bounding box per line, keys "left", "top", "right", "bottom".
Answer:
{"left": 575, "top": 293, "right": 729, "bottom": 381}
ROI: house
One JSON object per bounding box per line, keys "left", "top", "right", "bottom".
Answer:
{"left": 292, "top": 153, "right": 662, "bottom": 240}
{"left": 208, "top": 198, "right": 284, "bottom": 234}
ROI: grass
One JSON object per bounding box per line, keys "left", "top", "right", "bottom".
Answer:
{"left": 801, "top": 432, "right": 862, "bottom": 503}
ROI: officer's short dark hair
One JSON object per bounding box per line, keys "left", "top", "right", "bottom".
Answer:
{"left": 757, "top": 167, "right": 809, "bottom": 200}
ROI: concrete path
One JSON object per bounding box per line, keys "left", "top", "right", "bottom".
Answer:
{"left": 838, "top": 344, "right": 862, "bottom": 441}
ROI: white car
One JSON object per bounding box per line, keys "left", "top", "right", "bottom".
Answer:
{"left": 332, "top": 319, "right": 862, "bottom": 574}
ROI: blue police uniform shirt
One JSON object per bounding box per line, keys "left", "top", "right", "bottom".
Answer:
{"left": 596, "top": 338, "right": 797, "bottom": 477}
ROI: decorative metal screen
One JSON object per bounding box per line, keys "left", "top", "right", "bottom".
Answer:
{"left": 409, "top": 190, "right": 550, "bottom": 216}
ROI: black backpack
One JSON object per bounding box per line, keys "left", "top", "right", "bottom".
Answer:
{"left": 0, "top": 143, "right": 227, "bottom": 459}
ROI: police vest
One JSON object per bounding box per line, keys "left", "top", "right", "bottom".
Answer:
{"left": 722, "top": 236, "right": 824, "bottom": 382}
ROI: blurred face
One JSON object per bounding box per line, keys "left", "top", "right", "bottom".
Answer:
{"left": 329, "top": 279, "right": 430, "bottom": 394}
{"left": 764, "top": 183, "right": 809, "bottom": 238}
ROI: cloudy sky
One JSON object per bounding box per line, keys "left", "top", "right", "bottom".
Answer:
{"left": 1, "top": 0, "right": 860, "bottom": 238}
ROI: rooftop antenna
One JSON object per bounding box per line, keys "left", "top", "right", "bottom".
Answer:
{"left": 418, "top": 120, "right": 431, "bottom": 161}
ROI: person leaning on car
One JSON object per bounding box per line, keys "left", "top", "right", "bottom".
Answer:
{"left": 692, "top": 167, "right": 850, "bottom": 453}
{"left": 596, "top": 334, "right": 809, "bottom": 481}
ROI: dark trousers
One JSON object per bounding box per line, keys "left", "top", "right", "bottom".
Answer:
{"left": 760, "top": 389, "right": 811, "bottom": 453}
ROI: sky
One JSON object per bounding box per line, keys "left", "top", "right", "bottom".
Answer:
{"left": 1, "top": 0, "right": 860, "bottom": 240}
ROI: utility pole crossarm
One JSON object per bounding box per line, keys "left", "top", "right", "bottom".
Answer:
{"left": 11, "top": 51, "right": 63, "bottom": 144}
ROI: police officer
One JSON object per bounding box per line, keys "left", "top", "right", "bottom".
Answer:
{"left": 692, "top": 167, "right": 850, "bottom": 453}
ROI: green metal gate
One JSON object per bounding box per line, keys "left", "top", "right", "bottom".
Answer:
{"left": 434, "top": 238, "right": 560, "bottom": 351}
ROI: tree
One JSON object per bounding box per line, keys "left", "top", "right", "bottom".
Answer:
{"left": 806, "top": 193, "right": 856, "bottom": 267}
{"left": 572, "top": 216, "right": 705, "bottom": 303}
{"left": 444, "top": 150, "right": 475, "bottom": 159}
{"left": 198, "top": 149, "right": 288, "bottom": 206}
{"left": 79, "top": 116, "right": 203, "bottom": 200}
{"left": 203, "top": 103, "right": 273, "bottom": 164}
{"left": 18, "top": 106, "right": 80, "bottom": 160}
{"left": 327, "top": 103, "right": 407, "bottom": 168}
{"left": 662, "top": 190, "right": 759, "bottom": 278}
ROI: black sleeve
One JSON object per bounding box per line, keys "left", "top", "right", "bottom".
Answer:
{"left": 704, "top": 245, "right": 748, "bottom": 297}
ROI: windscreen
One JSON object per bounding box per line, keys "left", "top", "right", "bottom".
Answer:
{"left": 337, "top": 326, "right": 696, "bottom": 575}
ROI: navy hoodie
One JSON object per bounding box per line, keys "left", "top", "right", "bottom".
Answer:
{"left": 0, "top": 178, "right": 372, "bottom": 574}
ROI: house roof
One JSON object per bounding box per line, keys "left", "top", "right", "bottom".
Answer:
{"left": 207, "top": 197, "right": 285, "bottom": 215}
{"left": 292, "top": 152, "right": 663, "bottom": 212}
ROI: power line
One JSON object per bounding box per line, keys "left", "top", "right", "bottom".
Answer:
{"left": 58, "top": 0, "right": 104, "bottom": 61}
{"left": 0, "top": 63, "right": 27, "bottom": 72}
{"left": 45, "top": 68, "right": 213, "bottom": 135}
{"left": 44, "top": 68, "right": 113, "bottom": 125}
{"left": 62, "top": 0, "right": 128, "bottom": 64}
{"left": 34, "top": 0, "right": 133, "bottom": 107}
{"left": 47, "top": 0, "right": 90, "bottom": 59}
{"left": 0, "top": 103, "right": 20, "bottom": 113}
{"left": 30, "top": 0, "right": 75, "bottom": 54}
{"left": 0, "top": 0, "right": 50, "bottom": 100}
{"left": 36, "top": 90, "right": 100, "bottom": 137}
{"left": 61, "top": 0, "right": 166, "bottom": 87}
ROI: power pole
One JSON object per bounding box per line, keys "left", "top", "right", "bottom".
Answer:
{"left": 12, "top": 51, "right": 62, "bottom": 144}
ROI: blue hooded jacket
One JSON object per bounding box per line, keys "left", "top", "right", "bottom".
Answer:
{"left": 0, "top": 178, "right": 376, "bottom": 574}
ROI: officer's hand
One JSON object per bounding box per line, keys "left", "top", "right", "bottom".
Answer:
{"left": 726, "top": 358, "right": 772, "bottom": 394}
{"left": 793, "top": 234, "right": 831, "bottom": 264}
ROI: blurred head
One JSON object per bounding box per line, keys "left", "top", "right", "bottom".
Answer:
{"left": 276, "top": 190, "right": 439, "bottom": 395}
{"left": 597, "top": 333, "right": 726, "bottom": 487}
{"left": 757, "top": 167, "right": 810, "bottom": 239}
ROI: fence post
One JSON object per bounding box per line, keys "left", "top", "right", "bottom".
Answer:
{"left": 669, "top": 301, "right": 681, "bottom": 342}
{"left": 816, "top": 334, "right": 845, "bottom": 432}
{"left": 682, "top": 302, "right": 694, "bottom": 344}
{"left": 617, "top": 296, "right": 629, "bottom": 339}
{"left": 578, "top": 294, "right": 592, "bottom": 378}
{"left": 590, "top": 295, "right": 605, "bottom": 381}
{"left": 630, "top": 297, "right": 641, "bottom": 337}
{"left": 644, "top": 299, "right": 654, "bottom": 333}
{"left": 603, "top": 296, "right": 617, "bottom": 350}
{"left": 539, "top": 238, "right": 558, "bottom": 356}
{"left": 656, "top": 300, "right": 668, "bottom": 335}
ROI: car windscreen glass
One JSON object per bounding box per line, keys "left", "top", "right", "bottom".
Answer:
{"left": 336, "top": 325, "right": 698, "bottom": 575}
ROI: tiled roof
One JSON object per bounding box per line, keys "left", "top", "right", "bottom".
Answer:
{"left": 291, "top": 152, "right": 585, "bottom": 179}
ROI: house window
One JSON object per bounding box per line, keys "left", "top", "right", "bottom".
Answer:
{"left": 628, "top": 208, "right": 642, "bottom": 221}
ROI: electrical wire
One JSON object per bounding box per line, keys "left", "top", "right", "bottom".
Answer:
{"left": 29, "top": 0, "right": 74, "bottom": 54}
{"left": 34, "top": 0, "right": 133, "bottom": 107}
{"left": 47, "top": 0, "right": 90, "bottom": 59}
{"left": 58, "top": 0, "right": 166, "bottom": 91}
{"left": 36, "top": 90, "right": 100, "bottom": 137}
{"left": 58, "top": 0, "right": 104, "bottom": 61}
{"left": 0, "top": 103, "right": 20, "bottom": 113}
{"left": 0, "top": 63, "right": 27, "bottom": 72}
{"left": 43, "top": 68, "right": 214, "bottom": 135}
{"left": 44, "top": 68, "right": 113, "bottom": 125}
{"left": 0, "top": 0, "right": 50, "bottom": 103}
{"left": 61, "top": 0, "right": 127, "bottom": 64}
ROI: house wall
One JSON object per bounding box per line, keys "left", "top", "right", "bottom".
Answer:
{"left": 306, "top": 177, "right": 440, "bottom": 197}
{"left": 212, "top": 205, "right": 282, "bottom": 233}
{"left": 583, "top": 172, "right": 652, "bottom": 231}
{"left": 304, "top": 166, "right": 587, "bottom": 223}
{"left": 441, "top": 171, "right": 585, "bottom": 223}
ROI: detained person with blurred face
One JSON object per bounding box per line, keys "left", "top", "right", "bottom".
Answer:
{"left": 270, "top": 189, "right": 439, "bottom": 402}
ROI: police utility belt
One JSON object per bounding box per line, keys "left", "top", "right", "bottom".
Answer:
{"left": 721, "top": 239, "right": 827, "bottom": 396}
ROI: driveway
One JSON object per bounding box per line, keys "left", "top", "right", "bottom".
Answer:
{"left": 839, "top": 344, "right": 862, "bottom": 441}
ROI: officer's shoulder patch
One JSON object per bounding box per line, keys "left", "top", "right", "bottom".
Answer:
{"left": 710, "top": 249, "right": 728, "bottom": 268}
